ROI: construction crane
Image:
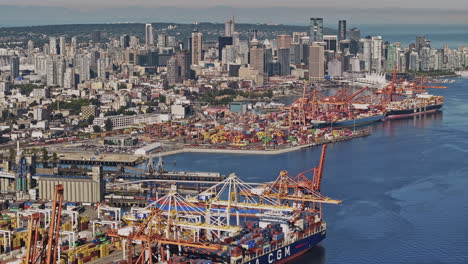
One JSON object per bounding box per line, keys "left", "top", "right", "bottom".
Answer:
{"left": 24, "top": 185, "right": 64, "bottom": 264}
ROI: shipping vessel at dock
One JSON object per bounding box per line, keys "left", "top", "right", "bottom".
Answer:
{"left": 108, "top": 145, "right": 339, "bottom": 264}
{"left": 385, "top": 94, "right": 444, "bottom": 119}
{"left": 311, "top": 112, "right": 385, "bottom": 128}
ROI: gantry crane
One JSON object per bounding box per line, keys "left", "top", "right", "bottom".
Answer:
{"left": 24, "top": 184, "right": 64, "bottom": 264}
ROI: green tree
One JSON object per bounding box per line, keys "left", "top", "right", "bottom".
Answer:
{"left": 104, "top": 119, "right": 113, "bottom": 131}
{"left": 8, "top": 147, "right": 16, "bottom": 160}
{"left": 87, "top": 115, "right": 95, "bottom": 125}
{"left": 41, "top": 148, "right": 48, "bottom": 161}
{"left": 93, "top": 125, "right": 102, "bottom": 133}
{"left": 52, "top": 152, "right": 58, "bottom": 162}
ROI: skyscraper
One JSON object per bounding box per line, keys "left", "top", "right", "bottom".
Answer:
{"left": 191, "top": 31, "right": 203, "bottom": 66}
{"left": 416, "top": 35, "right": 426, "bottom": 54}
{"left": 249, "top": 39, "right": 264, "bottom": 73}
{"left": 157, "top": 33, "right": 168, "bottom": 48}
{"left": 49, "top": 37, "right": 58, "bottom": 55}
{"left": 59, "top": 36, "right": 66, "bottom": 56}
{"left": 371, "top": 36, "right": 383, "bottom": 73}
{"left": 278, "top": 48, "right": 291, "bottom": 76}
{"left": 310, "top": 18, "right": 324, "bottom": 42}
{"left": 292, "top": 32, "right": 308, "bottom": 44}
{"left": 120, "top": 34, "right": 130, "bottom": 48}
{"left": 218, "top": 37, "right": 233, "bottom": 62}
{"left": 360, "top": 37, "right": 372, "bottom": 72}
{"left": 276, "top": 35, "right": 292, "bottom": 50}
{"left": 324, "top": 35, "right": 338, "bottom": 52}
{"left": 10, "top": 56, "right": 20, "bottom": 79}
{"left": 224, "top": 18, "right": 235, "bottom": 37}
{"left": 338, "top": 20, "right": 347, "bottom": 42}
{"left": 91, "top": 31, "right": 101, "bottom": 43}
{"left": 309, "top": 44, "right": 324, "bottom": 79}
{"left": 145, "top": 24, "right": 154, "bottom": 49}
{"left": 71, "top": 37, "right": 77, "bottom": 55}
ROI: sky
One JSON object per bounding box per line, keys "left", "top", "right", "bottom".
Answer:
{"left": 0, "top": 1, "right": 467, "bottom": 26}
{"left": 1, "top": 0, "right": 467, "bottom": 9}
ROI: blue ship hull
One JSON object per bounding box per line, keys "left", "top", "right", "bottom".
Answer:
{"left": 312, "top": 114, "right": 385, "bottom": 129}
{"left": 241, "top": 230, "right": 326, "bottom": 264}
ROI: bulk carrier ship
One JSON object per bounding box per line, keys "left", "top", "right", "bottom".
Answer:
{"left": 108, "top": 145, "right": 340, "bottom": 264}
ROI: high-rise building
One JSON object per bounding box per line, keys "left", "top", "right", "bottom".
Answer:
{"left": 309, "top": 44, "right": 324, "bottom": 79}
{"left": 224, "top": 18, "right": 235, "bottom": 37}
{"left": 10, "top": 56, "right": 20, "bottom": 79}
{"left": 371, "top": 36, "right": 383, "bottom": 73}
{"left": 191, "top": 31, "right": 203, "bottom": 66}
{"left": 349, "top": 28, "right": 361, "bottom": 41}
{"left": 49, "top": 37, "right": 58, "bottom": 55}
{"left": 168, "top": 51, "right": 192, "bottom": 84}
{"left": 71, "top": 37, "right": 77, "bottom": 55}
{"left": 409, "top": 51, "right": 419, "bottom": 71}
{"left": 328, "top": 58, "right": 343, "bottom": 77}
{"left": 176, "top": 51, "right": 192, "bottom": 81}
{"left": 290, "top": 43, "right": 302, "bottom": 65}
{"left": 63, "top": 67, "right": 76, "bottom": 89}
{"left": 157, "top": 33, "right": 168, "bottom": 48}
{"left": 232, "top": 32, "right": 240, "bottom": 47}
{"left": 75, "top": 54, "right": 90, "bottom": 81}
{"left": 360, "top": 37, "right": 372, "bottom": 72}
{"left": 92, "top": 31, "right": 101, "bottom": 43}
{"left": 27, "top": 40, "right": 34, "bottom": 57}
{"left": 338, "top": 20, "right": 347, "bottom": 42}
{"left": 130, "top": 36, "right": 139, "bottom": 49}
{"left": 386, "top": 44, "right": 398, "bottom": 71}
{"left": 249, "top": 39, "right": 265, "bottom": 73}
{"left": 46, "top": 57, "right": 57, "bottom": 86}
{"left": 278, "top": 48, "right": 291, "bottom": 76}
{"left": 145, "top": 24, "right": 154, "bottom": 49}
{"left": 222, "top": 45, "right": 236, "bottom": 65}
{"left": 416, "top": 35, "right": 426, "bottom": 54}
{"left": 56, "top": 57, "right": 66, "bottom": 87}
{"left": 310, "top": 18, "right": 324, "bottom": 42}
{"left": 348, "top": 28, "right": 361, "bottom": 54}
{"left": 59, "top": 36, "right": 66, "bottom": 56}
{"left": 120, "top": 35, "right": 130, "bottom": 48}
{"left": 420, "top": 47, "right": 431, "bottom": 71}
{"left": 218, "top": 37, "right": 233, "bottom": 62}
{"left": 276, "top": 35, "right": 292, "bottom": 50}
{"left": 292, "top": 32, "right": 308, "bottom": 44}
{"left": 324, "top": 35, "right": 338, "bottom": 52}
{"left": 167, "top": 56, "right": 178, "bottom": 85}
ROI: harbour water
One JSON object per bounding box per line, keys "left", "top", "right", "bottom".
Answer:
{"left": 139, "top": 77, "right": 468, "bottom": 264}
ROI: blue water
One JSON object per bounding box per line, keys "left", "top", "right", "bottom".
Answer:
{"left": 356, "top": 24, "right": 468, "bottom": 49}
{"left": 140, "top": 77, "right": 468, "bottom": 264}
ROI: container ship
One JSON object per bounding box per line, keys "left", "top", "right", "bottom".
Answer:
{"left": 385, "top": 93, "right": 444, "bottom": 119}
{"left": 109, "top": 145, "right": 340, "bottom": 264}
{"left": 310, "top": 107, "right": 385, "bottom": 129}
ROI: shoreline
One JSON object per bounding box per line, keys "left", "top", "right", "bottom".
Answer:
{"left": 149, "top": 130, "right": 371, "bottom": 158}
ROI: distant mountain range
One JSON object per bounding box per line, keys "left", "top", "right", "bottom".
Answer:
{"left": 1, "top": 5, "right": 467, "bottom": 27}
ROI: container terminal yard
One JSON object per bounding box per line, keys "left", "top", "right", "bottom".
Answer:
{"left": 0, "top": 144, "right": 340, "bottom": 264}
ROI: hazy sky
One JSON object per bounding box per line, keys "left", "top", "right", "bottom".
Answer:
{"left": 2, "top": 0, "right": 468, "bottom": 10}
{"left": 0, "top": 1, "right": 467, "bottom": 26}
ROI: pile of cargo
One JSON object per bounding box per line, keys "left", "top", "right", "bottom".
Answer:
{"left": 60, "top": 232, "right": 112, "bottom": 264}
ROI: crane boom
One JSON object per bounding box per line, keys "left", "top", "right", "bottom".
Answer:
{"left": 45, "top": 185, "right": 64, "bottom": 264}
{"left": 345, "top": 86, "right": 369, "bottom": 102}
{"left": 313, "top": 144, "right": 328, "bottom": 191}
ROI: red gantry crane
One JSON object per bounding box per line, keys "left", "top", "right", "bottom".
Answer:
{"left": 24, "top": 184, "right": 64, "bottom": 264}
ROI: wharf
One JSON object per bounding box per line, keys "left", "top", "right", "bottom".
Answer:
{"left": 153, "top": 130, "right": 371, "bottom": 157}
{"left": 57, "top": 152, "right": 144, "bottom": 166}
